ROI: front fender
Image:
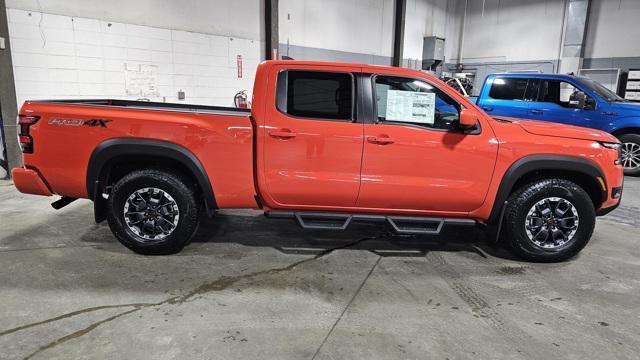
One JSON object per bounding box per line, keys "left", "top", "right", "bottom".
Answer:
{"left": 485, "top": 155, "right": 607, "bottom": 242}
{"left": 605, "top": 116, "right": 640, "bottom": 134}
{"left": 489, "top": 155, "right": 606, "bottom": 224}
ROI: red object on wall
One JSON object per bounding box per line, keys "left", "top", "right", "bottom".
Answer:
{"left": 234, "top": 90, "right": 249, "bottom": 109}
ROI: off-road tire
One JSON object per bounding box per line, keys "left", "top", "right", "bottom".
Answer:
{"left": 107, "top": 169, "right": 200, "bottom": 255}
{"left": 502, "top": 179, "right": 595, "bottom": 262}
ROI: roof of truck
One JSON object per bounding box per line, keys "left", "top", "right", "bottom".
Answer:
{"left": 486, "top": 72, "right": 579, "bottom": 79}
{"left": 266, "top": 59, "right": 407, "bottom": 68}
{"left": 260, "top": 60, "right": 445, "bottom": 85}
{"left": 262, "top": 60, "right": 434, "bottom": 76}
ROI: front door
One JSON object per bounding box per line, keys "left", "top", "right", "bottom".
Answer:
{"left": 528, "top": 79, "right": 599, "bottom": 128}
{"left": 357, "top": 74, "right": 498, "bottom": 214}
{"left": 260, "top": 65, "right": 364, "bottom": 208}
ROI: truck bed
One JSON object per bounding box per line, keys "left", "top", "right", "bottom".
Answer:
{"left": 28, "top": 99, "right": 251, "bottom": 116}
{"left": 19, "top": 99, "right": 258, "bottom": 209}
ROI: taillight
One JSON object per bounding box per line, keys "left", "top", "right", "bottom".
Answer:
{"left": 17, "top": 115, "right": 40, "bottom": 153}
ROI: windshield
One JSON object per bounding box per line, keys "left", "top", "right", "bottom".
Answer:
{"left": 578, "top": 76, "right": 625, "bottom": 102}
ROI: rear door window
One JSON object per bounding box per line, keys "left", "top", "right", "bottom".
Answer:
{"left": 524, "top": 79, "right": 541, "bottom": 101}
{"left": 276, "top": 70, "right": 353, "bottom": 120}
{"left": 489, "top": 77, "right": 529, "bottom": 101}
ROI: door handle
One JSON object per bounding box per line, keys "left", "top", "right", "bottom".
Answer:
{"left": 530, "top": 109, "right": 543, "bottom": 115}
{"left": 482, "top": 106, "right": 493, "bottom": 111}
{"left": 367, "top": 136, "right": 395, "bottom": 145}
{"left": 268, "top": 129, "right": 297, "bottom": 139}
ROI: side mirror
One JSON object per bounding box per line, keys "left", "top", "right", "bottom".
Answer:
{"left": 459, "top": 108, "right": 479, "bottom": 129}
{"left": 568, "top": 91, "right": 587, "bottom": 109}
{"left": 585, "top": 97, "right": 596, "bottom": 110}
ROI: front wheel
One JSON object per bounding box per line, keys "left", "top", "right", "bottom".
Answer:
{"left": 107, "top": 169, "right": 200, "bottom": 255}
{"left": 619, "top": 134, "right": 640, "bottom": 176}
{"left": 502, "top": 179, "right": 595, "bottom": 262}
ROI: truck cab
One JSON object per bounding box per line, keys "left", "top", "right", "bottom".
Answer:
{"left": 476, "top": 73, "right": 640, "bottom": 175}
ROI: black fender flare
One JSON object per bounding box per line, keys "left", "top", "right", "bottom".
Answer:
{"left": 87, "top": 138, "right": 217, "bottom": 221}
{"left": 487, "top": 155, "right": 606, "bottom": 240}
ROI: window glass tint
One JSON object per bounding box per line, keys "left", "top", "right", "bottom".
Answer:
{"left": 538, "top": 80, "right": 592, "bottom": 107}
{"left": 279, "top": 70, "right": 353, "bottom": 120}
{"left": 489, "top": 77, "right": 528, "bottom": 100}
{"left": 375, "top": 76, "right": 459, "bottom": 130}
{"left": 579, "top": 76, "right": 623, "bottom": 102}
{"left": 524, "top": 79, "right": 540, "bottom": 101}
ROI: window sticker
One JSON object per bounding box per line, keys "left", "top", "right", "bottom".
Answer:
{"left": 385, "top": 90, "right": 435, "bottom": 124}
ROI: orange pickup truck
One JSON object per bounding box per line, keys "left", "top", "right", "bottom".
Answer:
{"left": 12, "top": 60, "right": 624, "bottom": 261}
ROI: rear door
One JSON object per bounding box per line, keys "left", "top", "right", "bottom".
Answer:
{"left": 259, "top": 65, "right": 364, "bottom": 208}
{"left": 477, "top": 76, "right": 535, "bottom": 118}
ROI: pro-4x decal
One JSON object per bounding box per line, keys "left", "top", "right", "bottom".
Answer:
{"left": 84, "top": 119, "right": 111, "bottom": 127}
{"left": 48, "top": 118, "right": 111, "bottom": 127}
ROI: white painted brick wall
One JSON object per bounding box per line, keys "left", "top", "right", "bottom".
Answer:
{"left": 8, "top": 9, "right": 261, "bottom": 108}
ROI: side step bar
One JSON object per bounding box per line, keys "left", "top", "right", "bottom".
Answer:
{"left": 265, "top": 211, "right": 476, "bottom": 235}
{"left": 51, "top": 196, "right": 78, "bottom": 210}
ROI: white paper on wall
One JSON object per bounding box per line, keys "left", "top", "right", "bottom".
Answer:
{"left": 385, "top": 90, "right": 435, "bottom": 124}
{"left": 125, "top": 64, "right": 159, "bottom": 97}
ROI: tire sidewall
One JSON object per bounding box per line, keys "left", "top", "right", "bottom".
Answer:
{"left": 619, "top": 134, "right": 640, "bottom": 176}
{"left": 507, "top": 180, "right": 595, "bottom": 262}
{"left": 107, "top": 170, "right": 198, "bottom": 254}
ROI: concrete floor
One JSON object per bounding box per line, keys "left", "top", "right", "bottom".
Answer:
{"left": 0, "top": 178, "right": 639, "bottom": 360}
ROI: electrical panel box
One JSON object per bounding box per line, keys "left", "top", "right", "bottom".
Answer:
{"left": 422, "top": 37, "right": 445, "bottom": 70}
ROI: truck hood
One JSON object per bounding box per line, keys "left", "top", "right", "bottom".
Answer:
{"left": 610, "top": 101, "right": 640, "bottom": 112}
{"left": 494, "top": 117, "right": 618, "bottom": 143}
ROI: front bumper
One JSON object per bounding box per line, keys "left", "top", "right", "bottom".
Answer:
{"left": 11, "top": 168, "right": 52, "bottom": 196}
{"left": 596, "top": 201, "right": 620, "bottom": 216}
{"left": 596, "top": 185, "right": 623, "bottom": 216}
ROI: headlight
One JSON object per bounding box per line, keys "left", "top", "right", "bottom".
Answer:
{"left": 599, "top": 141, "right": 622, "bottom": 165}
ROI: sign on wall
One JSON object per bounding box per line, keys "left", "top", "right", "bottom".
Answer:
{"left": 125, "top": 64, "right": 159, "bottom": 97}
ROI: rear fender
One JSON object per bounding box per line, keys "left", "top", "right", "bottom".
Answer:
{"left": 87, "top": 138, "right": 216, "bottom": 222}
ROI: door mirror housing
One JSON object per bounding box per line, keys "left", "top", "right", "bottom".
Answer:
{"left": 584, "top": 97, "right": 596, "bottom": 110}
{"left": 459, "top": 108, "right": 480, "bottom": 129}
{"left": 568, "top": 91, "right": 595, "bottom": 110}
{"left": 568, "top": 91, "right": 596, "bottom": 110}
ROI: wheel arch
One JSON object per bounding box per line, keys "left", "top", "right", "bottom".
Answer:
{"left": 488, "top": 155, "right": 607, "bottom": 233}
{"left": 87, "top": 138, "right": 217, "bottom": 222}
{"left": 611, "top": 126, "right": 640, "bottom": 138}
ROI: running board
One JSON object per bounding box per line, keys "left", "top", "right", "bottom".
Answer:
{"left": 51, "top": 196, "right": 78, "bottom": 210}
{"left": 265, "top": 211, "right": 476, "bottom": 235}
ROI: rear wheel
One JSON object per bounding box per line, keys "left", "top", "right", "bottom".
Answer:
{"left": 619, "top": 133, "right": 640, "bottom": 176}
{"left": 107, "top": 169, "right": 200, "bottom": 255}
{"left": 502, "top": 179, "right": 595, "bottom": 262}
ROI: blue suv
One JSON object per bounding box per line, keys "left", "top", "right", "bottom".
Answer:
{"left": 476, "top": 73, "right": 640, "bottom": 175}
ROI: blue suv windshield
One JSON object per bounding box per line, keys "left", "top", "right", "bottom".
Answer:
{"left": 578, "top": 76, "right": 625, "bottom": 102}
